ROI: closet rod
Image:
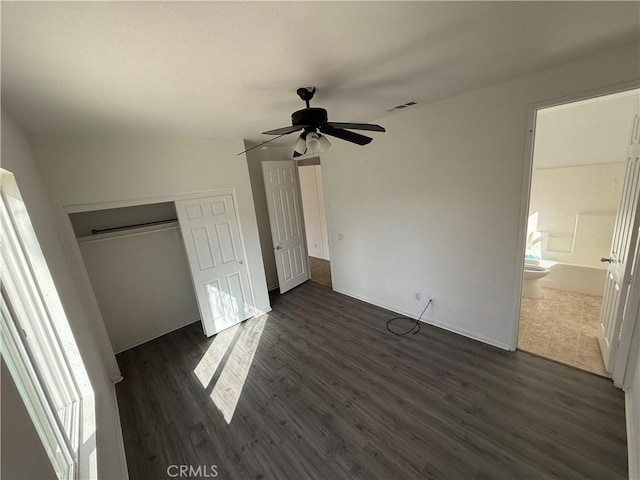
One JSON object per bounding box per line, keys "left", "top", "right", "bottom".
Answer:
{"left": 91, "top": 218, "right": 178, "bottom": 235}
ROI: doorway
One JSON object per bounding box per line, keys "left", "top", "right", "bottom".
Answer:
{"left": 518, "top": 88, "right": 640, "bottom": 376}
{"left": 298, "top": 163, "right": 332, "bottom": 288}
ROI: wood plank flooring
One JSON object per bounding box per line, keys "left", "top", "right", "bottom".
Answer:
{"left": 115, "top": 281, "right": 627, "bottom": 480}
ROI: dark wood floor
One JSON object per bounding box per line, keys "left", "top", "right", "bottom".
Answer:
{"left": 116, "top": 282, "right": 627, "bottom": 480}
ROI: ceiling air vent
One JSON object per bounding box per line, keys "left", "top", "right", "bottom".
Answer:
{"left": 385, "top": 101, "right": 418, "bottom": 113}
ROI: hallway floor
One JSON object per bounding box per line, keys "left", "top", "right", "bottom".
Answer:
{"left": 309, "top": 256, "right": 331, "bottom": 288}
{"left": 518, "top": 287, "right": 608, "bottom": 376}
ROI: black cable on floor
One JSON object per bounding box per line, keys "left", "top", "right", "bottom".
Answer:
{"left": 386, "top": 298, "right": 433, "bottom": 336}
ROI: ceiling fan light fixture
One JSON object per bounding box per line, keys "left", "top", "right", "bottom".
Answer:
{"left": 318, "top": 134, "right": 331, "bottom": 152}
{"left": 237, "top": 86, "right": 385, "bottom": 156}
{"left": 306, "top": 132, "right": 321, "bottom": 153}
{"left": 294, "top": 134, "right": 307, "bottom": 154}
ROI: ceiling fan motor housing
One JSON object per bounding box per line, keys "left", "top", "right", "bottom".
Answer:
{"left": 292, "top": 107, "right": 328, "bottom": 127}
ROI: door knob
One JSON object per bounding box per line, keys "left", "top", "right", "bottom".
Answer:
{"left": 601, "top": 257, "right": 612, "bottom": 263}
{"left": 275, "top": 245, "right": 281, "bottom": 250}
{"left": 238, "top": 260, "right": 244, "bottom": 265}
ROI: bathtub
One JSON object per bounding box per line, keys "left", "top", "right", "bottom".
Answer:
{"left": 539, "top": 262, "right": 607, "bottom": 296}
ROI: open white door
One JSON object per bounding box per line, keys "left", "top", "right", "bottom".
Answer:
{"left": 176, "top": 194, "right": 254, "bottom": 337}
{"left": 262, "top": 160, "right": 310, "bottom": 293}
{"left": 598, "top": 111, "right": 640, "bottom": 373}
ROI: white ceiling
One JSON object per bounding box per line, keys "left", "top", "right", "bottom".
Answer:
{"left": 2, "top": 2, "right": 639, "bottom": 144}
{"left": 534, "top": 89, "right": 640, "bottom": 169}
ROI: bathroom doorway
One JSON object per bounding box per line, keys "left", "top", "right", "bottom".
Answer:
{"left": 518, "top": 88, "right": 640, "bottom": 376}
{"left": 298, "top": 160, "right": 332, "bottom": 288}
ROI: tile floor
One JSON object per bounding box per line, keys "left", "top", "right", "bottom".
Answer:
{"left": 518, "top": 287, "right": 609, "bottom": 376}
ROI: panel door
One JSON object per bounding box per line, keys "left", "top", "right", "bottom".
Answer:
{"left": 176, "top": 195, "right": 254, "bottom": 336}
{"left": 262, "top": 161, "right": 310, "bottom": 293}
{"left": 598, "top": 111, "right": 640, "bottom": 372}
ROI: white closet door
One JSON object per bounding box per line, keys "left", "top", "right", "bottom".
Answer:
{"left": 176, "top": 195, "right": 254, "bottom": 336}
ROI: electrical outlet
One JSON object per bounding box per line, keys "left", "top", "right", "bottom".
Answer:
{"left": 338, "top": 233, "right": 344, "bottom": 241}
{"left": 415, "top": 292, "right": 420, "bottom": 301}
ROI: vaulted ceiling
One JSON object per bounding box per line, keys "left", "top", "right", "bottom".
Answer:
{"left": 2, "top": 2, "right": 639, "bottom": 144}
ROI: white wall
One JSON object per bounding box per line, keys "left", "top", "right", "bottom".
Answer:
{"left": 299, "top": 165, "right": 330, "bottom": 261}
{"left": 79, "top": 226, "right": 199, "bottom": 352}
{"left": 28, "top": 135, "right": 271, "bottom": 320}
{"left": 321, "top": 43, "right": 640, "bottom": 349}
{"left": 529, "top": 163, "right": 625, "bottom": 268}
{"left": 1, "top": 109, "right": 128, "bottom": 479}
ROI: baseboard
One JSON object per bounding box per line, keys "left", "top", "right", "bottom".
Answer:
{"left": 423, "top": 313, "right": 513, "bottom": 351}
{"left": 627, "top": 391, "right": 640, "bottom": 480}
{"left": 114, "top": 316, "right": 201, "bottom": 354}
{"left": 110, "top": 385, "right": 130, "bottom": 480}
{"left": 333, "top": 287, "right": 512, "bottom": 351}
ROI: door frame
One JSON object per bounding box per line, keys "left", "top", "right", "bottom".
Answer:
{"left": 62, "top": 187, "right": 258, "bottom": 339}
{"left": 295, "top": 156, "right": 333, "bottom": 270}
{"left": 615, "top": 231, "right": 640, "bottom": 387}
{"left": 514, "top": 79, "right": 640, "bottom": 386}
{"left": 297, "top": 158, "right": 331, "bottom": 262}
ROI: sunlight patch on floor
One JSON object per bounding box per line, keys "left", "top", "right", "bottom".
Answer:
{"left": 210, "top": 315, "right": 267, "bottom": 423}
{"left": 192, "top": 314, "right": 268, "bottom": 424}
{"left": 193, "top": 324, "right": 239, "bottom": 388}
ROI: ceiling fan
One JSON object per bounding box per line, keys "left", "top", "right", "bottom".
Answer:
{"left": 238, "top": 86, "right": 385, "bottom": 157}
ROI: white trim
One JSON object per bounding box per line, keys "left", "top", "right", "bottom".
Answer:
{"left": 0, "top": 170, "right": 99, "bottom": 479}
{"left": 108, "top": 385, "right": 129, "bottom": 480}
{"left": 1, "top": 294, "right": 76, "bottom": 479}
{"left": 113, "top": 316, "right": 201, "bottom": 354}
{"left": 622, "top": 308, "right": 640, "bottom": 480}
{"left": 333, "top": 287, "right": 512, "bottom": 351}
{"left": 63, "top": 188, "right": 235, "bottom": 214}
{"left": 614, "top": 238, "right": 640, "bottom": 387}
{"left": 513, "top": 80, "right": 640, "bottom": 351}
{"left": 627, "top": 390, "right": 640, "bottom": 480}
{"left": 58, "top": 212, "right": 123, "bottom": 383}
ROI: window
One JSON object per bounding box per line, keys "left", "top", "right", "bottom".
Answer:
{"left": 0, "top": 169, "right": 95, "bottom": 479}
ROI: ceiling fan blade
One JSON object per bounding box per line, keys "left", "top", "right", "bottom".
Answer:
{"left": 236, "top": 133, "right": 293, "bottom": 156}
{"left": 262, "top": 125, "right": 306, "bottom": 135}
{"left": 320, "top": 126, "right": 372, "bottom": 146}
{"left": 324, "top": 122, "right": 385, "bottom": 132}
